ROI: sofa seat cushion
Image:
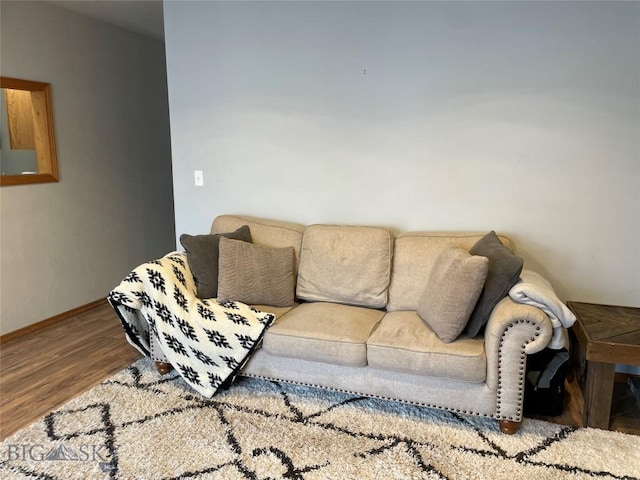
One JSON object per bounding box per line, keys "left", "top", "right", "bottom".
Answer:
{"left": 262, "top": 302, "right": 385, "bottom": 367}
{"left": 296, "top": 225, "right": 393, "bottom": 308}
{"left": 366, "top": 311, "right": 486, "bottom": 382}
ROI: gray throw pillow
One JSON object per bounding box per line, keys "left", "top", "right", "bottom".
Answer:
{"left": 217, "top": 237, "right": 296, "bottom": 307}
{"left": 180, "top": 225, "right": 251, "bottom": 299}
{"left": 465, "top": 231, "right": 524, "bottom": 337}
{"left": 417, "top": 248, "right": 489, "bottom": 343}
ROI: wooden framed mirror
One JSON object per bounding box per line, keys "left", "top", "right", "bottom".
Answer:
{"left": 1, "top": 77, "right": 59, "bottom": 186}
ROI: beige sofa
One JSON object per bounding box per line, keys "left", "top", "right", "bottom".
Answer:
{"left": 151, "top": 215, "right": 553, "bottom": 434}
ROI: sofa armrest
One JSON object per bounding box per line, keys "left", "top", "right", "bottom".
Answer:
{"left": 483, "top": 296, "right": 553, "bottom": 420}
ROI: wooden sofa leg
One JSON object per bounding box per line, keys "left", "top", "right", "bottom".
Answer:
{"left": 499, "top": 419, "right": 522, "bottom": 435}
{"left": 155, "top": 361, "right": 173, "bottom": 375}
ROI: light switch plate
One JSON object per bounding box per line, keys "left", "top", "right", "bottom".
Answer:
{"left": 194, "top": 170, "right": 204, "bottom": 186}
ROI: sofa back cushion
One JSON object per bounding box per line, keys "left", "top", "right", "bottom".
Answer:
{"left": 211, "top": 215, "right": 306, "bottom": 269}
{"left": 387, "top": 232, "right": 515, "bottom": 312}
{"left": 296, "top": 225, "right": 393, "bottom": 308}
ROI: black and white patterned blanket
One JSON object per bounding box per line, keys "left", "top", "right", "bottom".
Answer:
{"left": 107, "top": 251, "right": 275, "bottom": 397}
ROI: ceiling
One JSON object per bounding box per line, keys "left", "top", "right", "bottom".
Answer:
{"left": 50, "top": 0, "right": 165, "bottom": 40}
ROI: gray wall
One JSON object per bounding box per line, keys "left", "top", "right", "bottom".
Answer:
{"left": 0, "top": 1, "right": 175, "bottom": 334}
{"left": 164, "top": 1, "right": 639, "bottom": 307}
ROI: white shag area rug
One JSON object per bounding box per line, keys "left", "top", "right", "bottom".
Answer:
{"left": 1, "top": 358, "right": 639, "bottom": 480}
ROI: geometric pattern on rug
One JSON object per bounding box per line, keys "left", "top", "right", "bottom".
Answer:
{"left": 1, "top": 358, "right": 639, "bottom": 480}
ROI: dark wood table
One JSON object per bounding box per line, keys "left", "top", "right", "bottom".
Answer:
{"left": 567, "top": 302, "right": 640, "bottom": 430}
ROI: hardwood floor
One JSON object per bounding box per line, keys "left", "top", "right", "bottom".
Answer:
{"left": 0, "top": 301, "right": 637, "bottom": 441}
{"left": 0, "top": 301, "right": 141, "bottom": 440}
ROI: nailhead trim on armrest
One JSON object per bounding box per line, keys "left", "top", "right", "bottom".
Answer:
{"left": 495, "top": 319, "right": 542, "bottom": 421}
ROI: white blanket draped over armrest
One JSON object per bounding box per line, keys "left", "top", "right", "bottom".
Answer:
{"left": 508, "top": 269, "right": 575, "bottom": 350}
{"left": 108, "top": 251, "right": 275, "bottom": 397}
